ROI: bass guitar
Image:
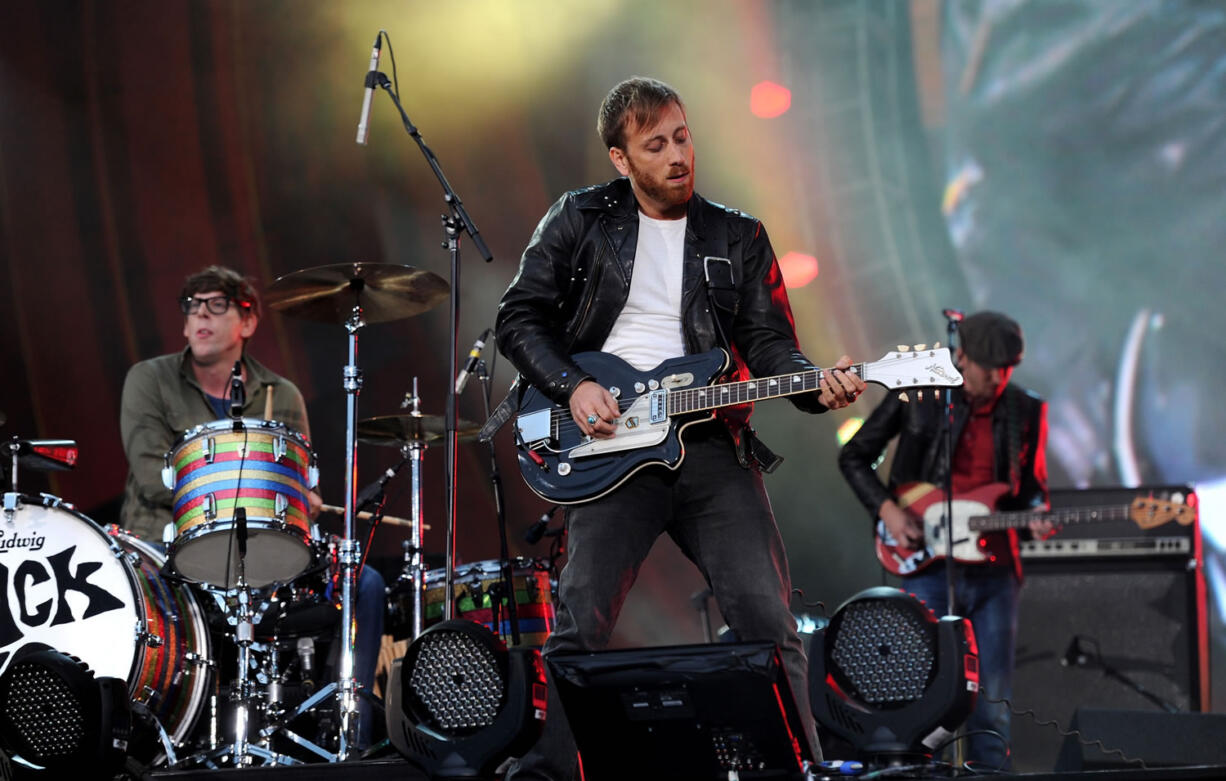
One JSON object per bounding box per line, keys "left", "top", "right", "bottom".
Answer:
{"left": 876, "top": 481, "right": 1194, "bottom": 575}
{"left": 514, "top": 346, "right": 962, "bottom": 504}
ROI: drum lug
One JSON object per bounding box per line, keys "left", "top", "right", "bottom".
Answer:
{"left": 273, "top": 435, "right": 287, "bottom": 462}
{"left": 125, "top": 551, "right": 142, "bottom": 567}
{"left": 203, "top": 436, "right": 216, "bottom": 464}
{"left": 185, "top": 652, "right": 215, "bottom": 669}
{"left": 274, "top": 492, "right": 288, "bottom": 521}
{"left": 137, "top": 625, "right": 164, "bottom": 648}
{"left": 203, "top": 493, "right": 217, "bottom": 521}
{"left": 161, "top": 457, "right": 175, "bottom": 491}
{"left": 308, "top": 465, "right": 320, "bottom": 490}
{"left": 3, "top": 492, "right": 18, "bottom": 514}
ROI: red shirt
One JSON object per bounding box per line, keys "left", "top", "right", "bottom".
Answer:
{"left": 952, "top": 397, "right": 1020, "bottom": 574}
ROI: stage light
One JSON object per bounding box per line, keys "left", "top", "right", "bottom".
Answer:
{"left": 750, "top": 80, "right": 792, "bottom": 118}
{"left": 387, "top": 620, "right": 546, "bottom": 779}
{"left": 778, "top": 251, "right": 819, "bottom": 289}
{"left": 810, "top": 587, "right": 978, "bottom": 762}
{"left": 0, "top": 647, "right": 131, "bottom": 777}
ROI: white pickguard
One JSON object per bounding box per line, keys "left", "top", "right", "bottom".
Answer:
{"left": 570, "top": 393, "right": 669, "bottom": 458}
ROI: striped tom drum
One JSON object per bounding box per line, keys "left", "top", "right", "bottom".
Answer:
{"left": 163, "top": 418, "right": 318, "bottom": 588}
{"left": 420, "top": 558, "right": 555, "bottom": 648}
{"left": 0, "top": 496, "right": 212, "bottom": 745}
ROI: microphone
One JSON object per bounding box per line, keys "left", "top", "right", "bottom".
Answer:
{"left": 942, "top": 308, "right": 965, "bottom": 322}
{"left": 455, "top": 327, "right": 494, "bottom": 394}
{"left": 354, "top": 32, "right": 382, "bottom": 145}
{"left": 524, "top": 506, "right": 559, "bottom": 544}
{"left": 229, "top": 360, "right": 245, "bottom": 419}
{"left": 355, "top": 456, "right": 409, "bottom": 511}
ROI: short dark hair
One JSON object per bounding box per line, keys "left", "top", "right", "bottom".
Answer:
{"left": 597, "top": 77, "right": 685, "bottom": 150}
{"left": 180, "top": 265, "right": 260, "bottom": 319}
{"left": 959, "top": 311, "right": 1023, "bottom": 368}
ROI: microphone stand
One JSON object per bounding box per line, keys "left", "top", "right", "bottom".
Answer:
{"left": 940, "top": 313, "right": 962, "bottom": 617}
{"left": 477, "top": 358, "right": 521, "bottom": 646}
{"left": 376, "top": 71, "right": 493, "bottom": 622}
{"left": 940, "top": 310, "right": 963, "bottom": 771}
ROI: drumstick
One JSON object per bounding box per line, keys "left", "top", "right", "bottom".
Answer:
{"left": 319, "top": 503, "right": 429, "bottom": 530}
{"left": 264, "top": 384, "right": 275, "bottom": 420}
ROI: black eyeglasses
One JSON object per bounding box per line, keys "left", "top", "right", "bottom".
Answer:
{"left": 180, "top": 295, "right": 250, "bottom": 316}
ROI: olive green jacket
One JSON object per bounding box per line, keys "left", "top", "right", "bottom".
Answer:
{"left": 119, "top": 348, "right": 310, "bottom": 540}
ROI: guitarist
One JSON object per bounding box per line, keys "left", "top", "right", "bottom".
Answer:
{"left": 838, "top": 311, "right": 1050, "bottom": 769}
{"left": 496, "top": 76, "right": 865, "bottom": 781}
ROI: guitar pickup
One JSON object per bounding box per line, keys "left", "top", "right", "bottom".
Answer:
{"left": 516, "top": 408, "right": 553, "bottom": 445}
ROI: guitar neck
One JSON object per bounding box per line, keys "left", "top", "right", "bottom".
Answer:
{"left": 666, "top": 364, "right": 864, "bottom": 415}
{"left": 969, "top": 504, "right": 1134, "bottom": 532}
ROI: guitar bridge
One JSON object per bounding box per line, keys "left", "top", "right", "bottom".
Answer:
{"left": 649, "top": 389, "right": 668, "bottom": 422}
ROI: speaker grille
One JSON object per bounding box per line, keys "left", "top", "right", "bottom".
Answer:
{"left": 1011, "top": 558, "right": 1201, "bottom": 772}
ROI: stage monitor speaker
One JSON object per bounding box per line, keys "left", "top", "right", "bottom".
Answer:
{"left": 1009, "top": 552, "right": 1206, "bottom": 772}
{"left": 549, "top": 642, "right": 813, "bottom": 781}
{"left": 1056, "top": 708, "right": 1226, "bottom": 769}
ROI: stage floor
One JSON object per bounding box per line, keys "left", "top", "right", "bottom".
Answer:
{"left": 147, "top": 761, "right": 1226, "bottom": 781}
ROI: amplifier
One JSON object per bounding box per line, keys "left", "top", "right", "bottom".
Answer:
{"left": 1019, "top": 484, "right": 1197, "bottom": 561}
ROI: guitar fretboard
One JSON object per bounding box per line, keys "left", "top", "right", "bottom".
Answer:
{"left": 666, "top": 364, "right": 865, "bottom": 415}
{"left": 968, "top": 504, "right": 1131, "bottom": 532}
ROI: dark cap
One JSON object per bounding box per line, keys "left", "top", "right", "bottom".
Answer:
{"left": 959, "top": 311, "right": 1023, "bottom": 368}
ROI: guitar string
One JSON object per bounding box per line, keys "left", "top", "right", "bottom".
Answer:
{"left": 539, "top": 352, "right": 946, "bottom": 440}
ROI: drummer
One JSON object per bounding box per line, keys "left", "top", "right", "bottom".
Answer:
{"left": 118, "top": 264, "right": 385, "bottom": 749}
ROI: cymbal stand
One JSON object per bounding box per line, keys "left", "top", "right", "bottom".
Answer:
{"left": 401, "top": 378, "right": 428, "bottom": 640}
{"left": 262, "top": 301, "right": 367, "bottom": 762}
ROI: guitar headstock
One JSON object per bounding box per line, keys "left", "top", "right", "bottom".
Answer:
{"left": 1130, "top": 497, "right": 1198, "bottom": 529}
{"left": 865, "top": 346, "right": 963, "bottom": 391}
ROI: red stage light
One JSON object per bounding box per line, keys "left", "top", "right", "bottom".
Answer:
{"left": 750, "top": 81, "right": 792, "bottom": 118}
{"left": 778, "top": 251, "right": 818, "bottom": 289}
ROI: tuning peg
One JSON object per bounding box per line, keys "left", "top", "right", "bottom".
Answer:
{"left": 917, "top": 390, "right": 924, "bottom": 402}
{"left": 897, "top": 344, "right": 909, "bottom": 352}
{"left": 898, "top": 392, "right": 910, "bottom": 403}
{"left": 933, "top": 341, "right": 941, "bottom": 349}
{"left": 913, "top": 343, "right": 927, "bottom": 351}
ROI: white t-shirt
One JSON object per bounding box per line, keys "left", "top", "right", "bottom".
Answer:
{"left": 601, "top": 212, "right": 687, "bottom": 370}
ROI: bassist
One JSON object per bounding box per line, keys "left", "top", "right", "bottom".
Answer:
{"left": 496, "top": 77, "right": 865, "bottom": 781}
{"left": 838, "top": 310, "right": 1051, "bottom": 770}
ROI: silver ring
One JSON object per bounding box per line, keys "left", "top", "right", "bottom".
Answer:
{"left": 587, "top": 414, "right": 599, "bottom": 425}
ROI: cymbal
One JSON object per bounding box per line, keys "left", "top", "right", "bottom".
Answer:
{"left": 265, "top": 262, "right": 449, "bottom": 325}
{"left": 358, "top": 414, "right": 481, "bottom": 447}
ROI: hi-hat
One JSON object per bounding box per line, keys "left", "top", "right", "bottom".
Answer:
{"left": 265, "top": 262, "right": 449, "bottom": 325}
{"left": 358, "top": 414, "right": 481, "bottom": 447}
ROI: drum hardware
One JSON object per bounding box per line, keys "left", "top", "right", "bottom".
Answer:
{"left": 266, "top": 262, "right": 448, "bottom": 760}
{"left": 3, "top": 437, "right": 79, "bottom": 491}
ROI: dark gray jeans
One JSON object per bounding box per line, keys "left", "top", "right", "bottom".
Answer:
{"left": 507, "top": 423, "right": 820, "bottom": 780}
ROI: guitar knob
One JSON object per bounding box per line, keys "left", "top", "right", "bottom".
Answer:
{"left": 648, "top": 379, "right": 659, "bottom": 390}
{"left": 608, "top": 386, "right": 621, "bottom": 399}
{"left": 557, "top": 462, "right": 571, "bottom": 476}
{"left": 634, "top": 382, "right": 646, "bottom": 393}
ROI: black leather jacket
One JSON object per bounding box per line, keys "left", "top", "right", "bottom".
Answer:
{"left": 496, "top": 178, "right": 827, "bottom": 444}
{"left": 838, "top": 384, "right": 1049, "bottom": 520}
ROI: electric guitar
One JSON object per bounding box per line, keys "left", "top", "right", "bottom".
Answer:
{"left": 875, "top": 481, "right": 1195, "bottom": 575}
{"left": 514, "top": 346, "right": 962, "bottom": 504}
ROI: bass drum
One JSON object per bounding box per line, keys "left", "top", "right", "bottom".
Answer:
{"left": 0, "top": 495, "right": 212, "bottom": 746}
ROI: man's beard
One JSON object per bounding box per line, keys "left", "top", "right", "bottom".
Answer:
{"left": 628, "top": 158, "right": 693, "bottom": 211}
